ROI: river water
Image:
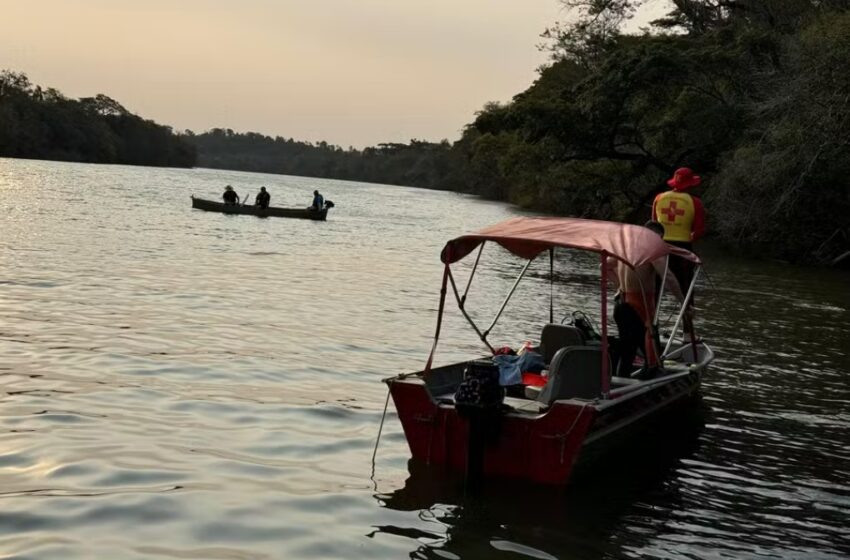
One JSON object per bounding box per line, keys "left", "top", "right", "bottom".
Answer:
{"left": 0, "top": 157, "right": 847, "bottom": 559}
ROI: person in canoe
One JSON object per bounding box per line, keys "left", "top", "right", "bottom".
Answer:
{"left": 611, "top": 221, "right": 687, "bottom": 379}
{"left": 255, "top": 186, "right": 270, "bottom": 209}
{"left": 222, "top": 185, "right": 240, "bottom": 206}
{"left": 309, "top": 189, "right": 324, "bottom": 211}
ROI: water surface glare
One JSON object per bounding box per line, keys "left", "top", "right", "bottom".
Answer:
{"left": 0, "top": 158, "right": 848, "bottom": 559}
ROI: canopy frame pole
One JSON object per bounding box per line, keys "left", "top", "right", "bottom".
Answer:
{"left": 654, "top": 255, "right": 669, "bottom": 324}
{"left": 549, "top": 248, "right": 554, "bottom": 324}
{"left": 424, "top": 263, "right": 451, "bottom": 374}
{"left": 483, "top": 257, "right": 534, "bottom": 337}
{"left": 662, "top": 265, "right": 701, "bottom": 359}
{"left": 600, "top": 253, "right": 610, "bottom": 397}
{"left": 460, "top": 242, "right": 485, "bottom": 309}
{"left": 634, "top": 269, "right": 660, "bottom": 371}
{"left": 447, "top": 265, "right": 496, "bottom": 353}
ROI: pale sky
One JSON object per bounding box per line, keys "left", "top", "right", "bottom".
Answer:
{"left": 1, "top": 0, "right": 669, "bottom": 148}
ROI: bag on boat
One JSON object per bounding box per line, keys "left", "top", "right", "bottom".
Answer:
{"left": 454, "top": 360, "right": 504, "bottom": 409}
{"left": 570, "top": 311, "right": 601, "bottom": 342}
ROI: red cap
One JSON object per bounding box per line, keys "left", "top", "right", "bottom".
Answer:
{"left": 667, "top": 167, "right": 702, "bottom": 191}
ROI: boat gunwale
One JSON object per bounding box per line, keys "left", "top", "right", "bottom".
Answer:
{"left": 386, "top": 352, "right": 709, "bottom": 419}
{"left": 190, "top": 195, "right": 329, "bottom": 219}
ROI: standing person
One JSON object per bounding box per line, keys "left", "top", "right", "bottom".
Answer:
{"left": 255, "top": 186, "right": 271, "bottom": 209}
{"left": 612, "top": 221, "right": 686, "bottom": 378}
{"left": 652, "top": 167, "right": 705, "bottom": 337}
{"left": 222, "top": 185, "right": 240, "bottom": 206}
{"left": 310, "top": 189, "right": 324, "bottom": 211}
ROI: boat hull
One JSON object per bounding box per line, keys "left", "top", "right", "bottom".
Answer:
{"left": 387, "top": 363, "right": 704, "bottom": 485}
{"left": 191, "top": 197, "right": 328, "bottom": 220}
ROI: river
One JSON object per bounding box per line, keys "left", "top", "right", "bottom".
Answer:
{"left": 0, "top": 157, "right": 847, "bottom": 559}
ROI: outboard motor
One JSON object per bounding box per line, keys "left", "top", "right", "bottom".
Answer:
{"left": 324, "top": 200, "right": 335, "bottom": 209}
{"left": 454, "top": 360, "right": 504, "bottom": 487}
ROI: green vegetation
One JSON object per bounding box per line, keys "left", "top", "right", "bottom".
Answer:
{"left": 0, "top": 71, "right": 195, "bottom": 167}
{"left": 190, "top": 130, "right": 455, "bottom": 190}
{"left": 3, "top": 1, "right": 848, "bottom": 264}
{"left": 188, "top": 1, "right": 850, "bottom": 264}
{"left": 452, "top": 0, "right": 850, "bottom": 264}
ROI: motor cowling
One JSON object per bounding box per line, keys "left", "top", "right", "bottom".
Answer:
{"left": 454, "top": 360, "right": 504, "bottom": 487}
{"left": 454, "top": 360, "right": 504, "bottom": 412}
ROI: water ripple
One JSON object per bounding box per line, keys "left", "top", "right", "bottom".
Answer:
{"left": 0, "top": 158, "right": 848, "bottom": 559}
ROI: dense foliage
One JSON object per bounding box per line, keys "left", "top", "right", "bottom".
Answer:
{"left": 4, "top": 1, "right": 848, "bottom": 264}
{"left": 0, "top": 71, "right": 195, "bottom": 167}
{"left": 454, "top": 0, "right": 850, "bottom": 264}
{"left": 187, "top": 1, "right": 850, "bottom": 264}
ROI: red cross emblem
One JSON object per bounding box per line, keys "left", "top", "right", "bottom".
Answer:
{"left": 660, "top": 200, "right": 685, "bottom": 222}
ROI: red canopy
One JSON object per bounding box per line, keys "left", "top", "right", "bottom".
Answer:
{"left": 441, "top": 217, "right": 700, "bottom": 268}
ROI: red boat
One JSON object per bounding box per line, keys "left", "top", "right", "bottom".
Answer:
{"left": 383, "top": 217, "right": 714, "bottom": 485}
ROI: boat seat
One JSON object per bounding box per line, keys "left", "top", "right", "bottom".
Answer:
{"left": 536, "top": 346, "right": 610, "bottom": 404}
{"left": 539, "top": 324, "right": 584, "bottom": 365}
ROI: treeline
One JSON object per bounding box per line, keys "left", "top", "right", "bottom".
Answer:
{"left": 453, "top": 0, "right": 850, "bottom": 265}
{"left": 0, "top": 71, "right": 195, "bottom": 167}
{"left": 4, "top": 1, "right": 848, "bottom": 264}
{"left": 188, "top": 1, "right": 849, "bottom": 264}
{"left": 189, "top": 130, "right": 458, "bottom": 190}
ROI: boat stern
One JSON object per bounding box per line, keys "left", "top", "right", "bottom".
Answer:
{"left": 386, "top": 369, "right": 600, "bottom": 485}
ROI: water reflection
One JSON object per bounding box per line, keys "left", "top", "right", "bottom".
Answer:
{"left": 1, "top": 158, "right": 848, "bottom": 559}
{"left": 375, "top": 404, "right": 708, "bottom": 560}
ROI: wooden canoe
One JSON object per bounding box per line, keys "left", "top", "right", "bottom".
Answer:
{"left": 191, "top": 196, "right": 328, "bottom": 220}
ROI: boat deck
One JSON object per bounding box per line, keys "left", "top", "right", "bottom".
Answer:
{"left": 397, "top": 340, "right": 710, "bottom": 417}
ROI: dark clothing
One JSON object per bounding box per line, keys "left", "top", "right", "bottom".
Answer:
{"left": 311, "top": 193, "right": 324, "bottom": 210}
{"left": 668, "top": 240, "right": 696, "bottom": 307}
{"left": 664, "top": 240, "right": 697, "bottom": 337}
{"left": 223, "top": 190, "right": 238, "bottom": 205}
{"left": 256, "top": 191, "right": 270, "bottom": 209}
{"left": 614, "top": 299, "right": 646, "bottom": 378}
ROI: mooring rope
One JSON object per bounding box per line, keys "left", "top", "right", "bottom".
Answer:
{"left": 370, "top": 385, "right": 392, "bottom": 479}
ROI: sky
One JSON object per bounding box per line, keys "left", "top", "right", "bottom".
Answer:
{"left": 1, "top": 0, "right": 669, "bottom": 148}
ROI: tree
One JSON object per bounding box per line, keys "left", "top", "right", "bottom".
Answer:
{"left": 0, "top": 70, "right": 195, "bottom": 168}
{"left": 80, "top": 94, "right": 130, "bottom": 117}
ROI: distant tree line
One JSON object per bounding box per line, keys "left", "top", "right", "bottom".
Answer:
{"left": 188, "top": 1, "right": 850, "bottom": 264}
{"left": 4, "top": 0, "right": 849, "bottom": 264}
{"left": 0, "top": 70, "right": 195, "bottom": 167}
{"left": 188, "top": 129, "right": 457, "bottom": 190}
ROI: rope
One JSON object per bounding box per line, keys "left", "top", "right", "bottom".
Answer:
{"left": 691, "top": 267, "right": 753, "bottom": 383}
{"left": 702, "top": 268, "right": 735, "bottom": 318}
{"left": 541, "top": 403, "right": 590, "bottom": 464}
{"left": 370, "top": 385, "right": 392, "bottom": 483}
